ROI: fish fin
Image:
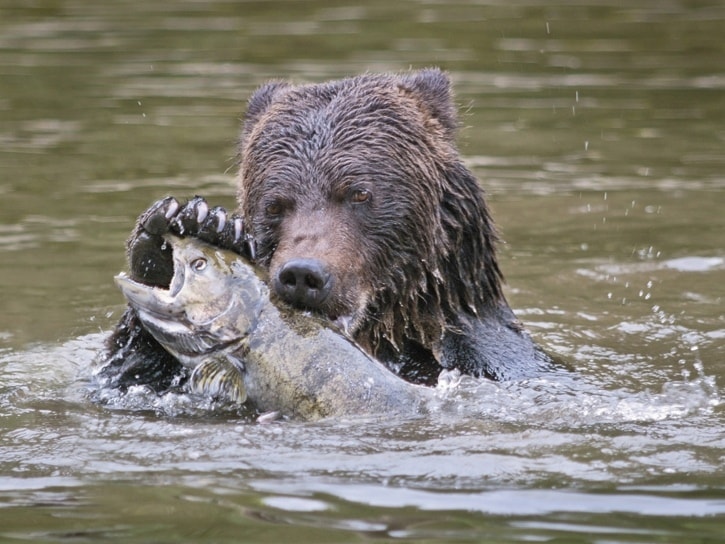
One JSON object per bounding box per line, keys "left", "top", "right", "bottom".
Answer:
{"left": 188, "top": 357, "right": 247, "bottom": 405}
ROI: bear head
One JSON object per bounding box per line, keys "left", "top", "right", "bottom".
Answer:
{"left": 236, "top": 69, "right": 503, "bottom": 362}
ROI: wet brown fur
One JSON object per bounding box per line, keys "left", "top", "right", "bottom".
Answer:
{"left": 235, "top": 70, "right": 507, "bottom": 380}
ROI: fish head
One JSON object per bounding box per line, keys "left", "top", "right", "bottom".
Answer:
{"left": 115, "top": 235, "right": 265, "bottom": 365}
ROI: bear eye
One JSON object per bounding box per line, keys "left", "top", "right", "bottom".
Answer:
{"left": 350, "top": 189, "right": 370, "bottom": 203}
{"left": 190, "top": 258, "right": 207, "bottom": 272}
{"left": 265, "top": 201, "right": 284, "bottom": 216}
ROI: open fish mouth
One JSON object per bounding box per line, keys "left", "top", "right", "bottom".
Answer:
{"left": 115, "top": 272, "right": 245, "bottom": 361}
{"left": 115, "top": 272, "right": 186, "bottom": 320}
{"left": 113, "top": 239, "right": 191, "bottom": 320}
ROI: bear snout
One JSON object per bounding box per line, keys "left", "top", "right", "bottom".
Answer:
{"left": 274, "top": 258, "right": 333, "bottom": 310}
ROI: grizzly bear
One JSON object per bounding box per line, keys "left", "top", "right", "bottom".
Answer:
{"left": 99, "top": 68, "right": 553, "bottom": 392}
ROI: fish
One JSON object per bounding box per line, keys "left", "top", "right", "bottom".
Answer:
{"left": 114, "top": 235, "right": 433, "bottom": 420}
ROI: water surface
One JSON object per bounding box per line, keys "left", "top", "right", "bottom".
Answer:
{"left": 1, "top": 1, "right": 723, "bottom": 542}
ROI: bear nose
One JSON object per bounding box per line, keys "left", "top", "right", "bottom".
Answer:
{"left": 274, "top": 258, "right": 332, "bottom": 309}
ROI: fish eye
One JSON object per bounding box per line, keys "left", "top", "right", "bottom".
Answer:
{"left": 190, "top": 257, "right": 207, "bottom": 272}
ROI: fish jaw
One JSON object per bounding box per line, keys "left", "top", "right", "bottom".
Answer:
{"left": 115, "top": 272, "right": 242, "bottom": 366}
{"left": 115, "top": 273, "right": 186, "bottom": 319}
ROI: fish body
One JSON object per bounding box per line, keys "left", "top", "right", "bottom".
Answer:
{"left": 115, "top": 235, "right": 431, "bottom": 420}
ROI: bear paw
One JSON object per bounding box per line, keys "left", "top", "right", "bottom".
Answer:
{"left": 127, "top": 196, "right": 255, "bottom": 287}
{"left": 170, "top": 196, "right": 255, "bottom": 259}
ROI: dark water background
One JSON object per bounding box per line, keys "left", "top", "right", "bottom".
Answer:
{"left": 1, "top": 1, "right": 723, "bottom": 542}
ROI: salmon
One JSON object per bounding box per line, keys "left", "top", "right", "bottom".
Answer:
{"left": 115, "top": 235, "right": 432, "bottom": 420}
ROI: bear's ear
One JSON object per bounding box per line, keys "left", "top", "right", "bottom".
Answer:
{"left": 398, "top": 68, "right": 458, "bottom": 139}
{"left": 240, "top": 81, "right": 291, "bottom": 143}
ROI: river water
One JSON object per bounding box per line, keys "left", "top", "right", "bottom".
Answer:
{"left": 1, "top": 1, "right": 723, "bottom": 542}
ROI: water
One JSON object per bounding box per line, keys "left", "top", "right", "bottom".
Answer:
{"left": 1, "top": 1, "right": 723, "bottom": 541}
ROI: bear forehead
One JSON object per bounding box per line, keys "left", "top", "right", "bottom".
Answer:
{"left": 247, "top": 90, "right": 441, "bottom": 167}
{"left": 263, "top": 78, "right": 429, "bottom": 134}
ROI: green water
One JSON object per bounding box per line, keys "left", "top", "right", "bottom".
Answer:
{"left": 1, "top": 1, "right": 723, "bottom": 542}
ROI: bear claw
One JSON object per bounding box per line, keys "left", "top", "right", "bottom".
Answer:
{"left": 128, "top": 195, "right": 255, "bottom": 285}
{"left": 137, "top": 196, "right": 180, "bottom": 237}
{"left": 196, "top": 206, "right": 228, "bottom": 244}
{"left": 170, "top": 195, "right": 209, "bottom": 236}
